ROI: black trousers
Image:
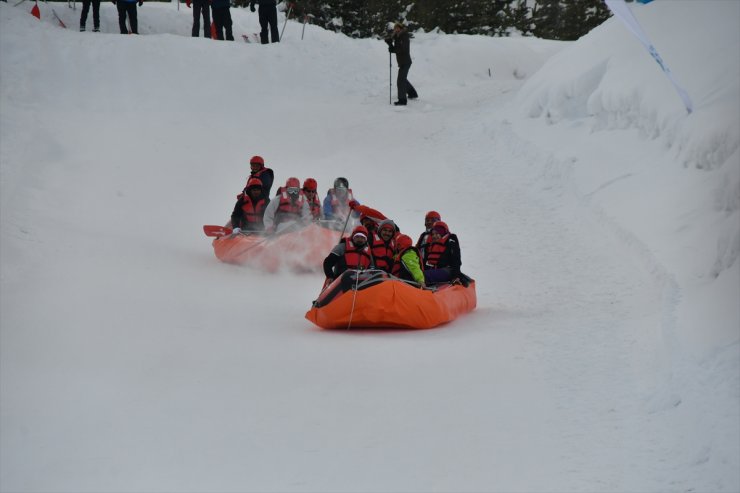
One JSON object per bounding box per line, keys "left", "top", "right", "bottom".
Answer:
{"left": 116, "top": 1, "right": 137, "bottom": 34}
{"left": 191, "top": 0, "right": 210, "bottom": 37}
{"left": 212, "top": 6, "right": 233, "bottom": 41}
{"left": 80, "top": 0, "right": 100, "bottom": 29}
{"left": 258, "top": 5, "right": 279, "bottom": 43}
{"left": 397, "top": 62, "right": 417, "bottom": 102}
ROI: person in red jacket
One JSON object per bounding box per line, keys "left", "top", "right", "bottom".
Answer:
{"left": 348, "top": 200, "right": 386, "bottom": 236}
{"left": 302, "top": 178, "right": 322, "bottom": 220}
{"left": 229, "top": 177, "right": 270, "bottom": 233}
{"left": 323, "top": 225, "right": 374, "bottom": 281}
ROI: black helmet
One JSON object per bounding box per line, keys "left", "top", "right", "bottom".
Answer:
{"left": 333, "top": 177, "right": 349, "bottom": 189}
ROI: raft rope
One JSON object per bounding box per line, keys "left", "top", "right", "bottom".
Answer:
{"left": 346, "top": 270, "right": 362, "bottom": 329}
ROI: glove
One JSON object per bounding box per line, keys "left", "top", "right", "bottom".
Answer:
{"left": 388, "top": 46, "right": 395, "bottom": 53}
{"left": 138, "top": 0, "right": 143, "bottom": 5}
{"left": 250, "top": 4, "right": 255, "bottom": 11}
{"left": 348, "top": 200, "right": 359, "bottom": 210}
{"left": 111, "top": 0, "right": 116, "bottom": 4}
{"left": 230, "top": 227, "right": 241, "bottom": 236}
{"left": 186, "top": 0, "right": 191, "bottom": 7}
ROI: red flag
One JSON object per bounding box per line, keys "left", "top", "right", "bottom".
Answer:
{"left": 31, "top": 1, "right": 40, "bottom": 19}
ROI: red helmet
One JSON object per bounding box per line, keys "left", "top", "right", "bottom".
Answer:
{"left": 246, "top": 177, "right": 263, "bottom": 189}
{"left": 249, "top": 155, "right": 265, "bottom": 167}
{"left": 425, "top": 210, "right": 441, "bottom": 221}
{"left": 351, "top": 225, "right": 369, "bottom": 241}
{"left": 431, "top": 221, "right": 449, "bottom": 235}
{"left": 285, "top": 177, "right": 301, "bottom": 189}
{"left": 395, "top": 234, "right": 413, "bottom": 251}
{"left": 303, "top": 178, "right": 317, "bottom": 191}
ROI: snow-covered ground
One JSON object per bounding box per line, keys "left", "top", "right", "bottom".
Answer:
{"left": 1, "top": 1, "right": 738, "bottom": 491}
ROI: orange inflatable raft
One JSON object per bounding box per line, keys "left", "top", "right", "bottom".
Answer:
{"left": 212, "top": 223, "right": 341, "bottom": 272}
{"left": 305, "top": 269, "right": 476, "bottom": 330}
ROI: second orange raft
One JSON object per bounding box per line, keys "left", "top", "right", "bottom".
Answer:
{"left": 212, "top": 223, "right": 341, "bottom": 272}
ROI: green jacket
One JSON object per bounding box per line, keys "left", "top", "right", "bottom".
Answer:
{"left": 399, "top": 249, "right": 425, "bottom": 285}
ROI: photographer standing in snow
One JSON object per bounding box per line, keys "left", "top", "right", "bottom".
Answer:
{"left": 385, "top": 22, "right": 418, "bottom": 106}
{"left": 250, "top": 0, "right": 279, "bottom": 44}
{"left": 112, "top": 0, "right": 142, "bottom": 34}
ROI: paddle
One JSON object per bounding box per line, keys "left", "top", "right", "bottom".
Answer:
{"left": 203, "top": 225, "right": 233, "bottom": 237}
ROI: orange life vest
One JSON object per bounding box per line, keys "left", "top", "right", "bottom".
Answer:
{"left": 307, "top": 195, "right": 321, "bottom": 219}
{"left": 343, "top": 238, "right": 373, "bottom": 270}
{"left": 424, "top": 234, "right": 450, "bottom": 268}
{"left": 417, "top": 231, "right": 433, "bottom": 256}
{"left": 240, "top": 196, "right": 268, "bottom": 228}
{"left": 274, "top": 190, "right": 306, "bottom": 226}
{"left": 370, "top": 234, "right": 395, "bottom": 273}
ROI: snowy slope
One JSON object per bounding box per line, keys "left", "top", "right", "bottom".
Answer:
{"left": 1, "top": 1, "right": 738, "bottom": 492}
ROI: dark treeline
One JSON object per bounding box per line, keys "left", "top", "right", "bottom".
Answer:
{"left": 233, "top": 0, "right": 613, "bottom": 41}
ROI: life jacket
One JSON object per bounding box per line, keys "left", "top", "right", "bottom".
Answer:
{"left": 343, "top": 238, "right": 373, "bottom": 270}
{"left": 307, "top": 194, "right": 321, "bottom": 219}
{"left": 328, "top": 188, "right": 354, "bottom": 217}
{"left": 250, "top": 167, "right": 274, "bottom": 195}
{"left": 251, "top": 167, "right": 271, "bottom": 181}
{"left": 370, "top": 233, "right": 395, "bottom": 273}
{"left": 424, "top": 234, "right": 450, "bottom": 268}
{"left": 416, "top": 230, "right": 433, "bottom": 258}
{"left": 392, "top": 245, "right": 423, "bottom": 280}
{"left": 274, "top": 189, "right": 306, "bottom": 226}
{"left": 240, "top": 196, "right": 268, "bottom": 229}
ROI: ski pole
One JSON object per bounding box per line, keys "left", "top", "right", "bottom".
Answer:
{"left": 280, "top": 2, "right": 293, "bottom": 41}
{"left": 339, "top": 210, "right": 352, "bottom": 239}
{"left": 389, "top": 52, "right": 392, "bottom": 105}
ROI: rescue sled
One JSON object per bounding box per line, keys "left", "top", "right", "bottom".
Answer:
{"left": 305, "top": 269, "right": 477, "bottom": 330}
{"left": 205, "top": 222, "right": 341, "bottom": 272}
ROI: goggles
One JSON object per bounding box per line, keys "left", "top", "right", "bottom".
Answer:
{"left": 287, "top": 187, "right": 300, "bottom": 195}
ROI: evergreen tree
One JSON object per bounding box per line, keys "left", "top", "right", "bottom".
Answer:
{"left": 262, "top": 0, "right": 610, "bottom": 41}
{"left": 531, "top": 0, "right": 562, "bottom": 39}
